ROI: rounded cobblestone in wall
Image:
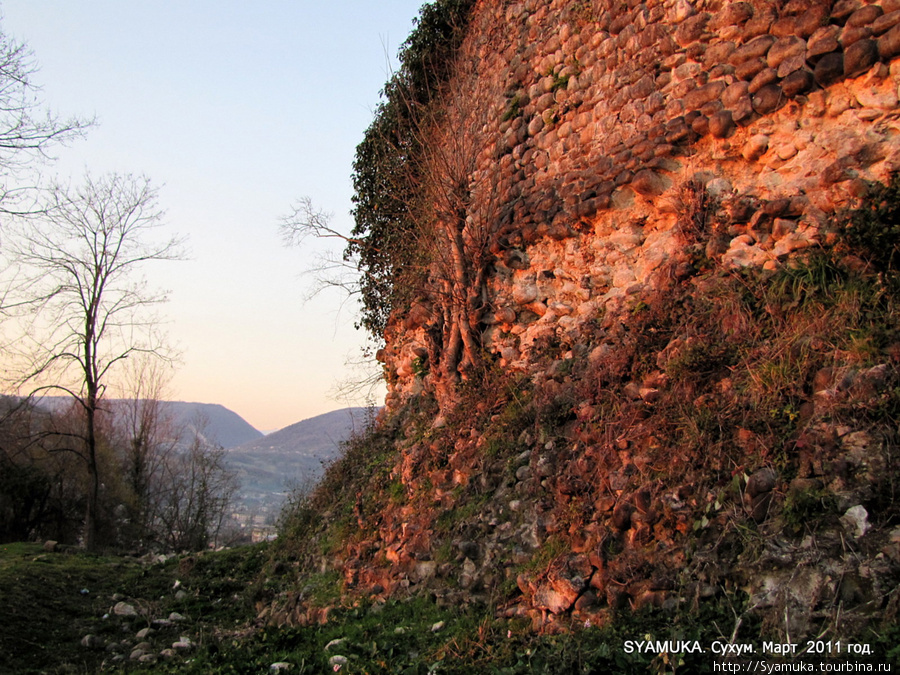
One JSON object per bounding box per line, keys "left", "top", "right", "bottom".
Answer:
{"left": 683, "top": 81, "right": 726, "bottom": 110}
{"left": 709, "top": 110, "right": 736, "bottom": 138}
{"left": 741, "top": 134, "right": 769, "bottom": 161}
{"left": 815, "top": 52, "right": 846, "bottom": 86}
{"left": 848, "top": 5, "right": 884, "bottom": 28}
{"left": 844, "top": 38, "right": 880, "bottom": 77}
{"left": 722, "top": 80, "right": 750, "bottom": 107}
{"left": 730, "top": 34, "right": 777, "bottom": 66}
{"left": 808, "top": 26, "right": 841, "bottom": 59}
{"left": 771, "top": 15, "right": 799, "bottom": 38}
{"left": 631, "top": 169, "right": 668, "bottom": 197}
{"left": 745, "top": 9, "right": 775, "bottom": 39}
{"left": 777, "top": 51, "right": 808, "bottom": 78}
{"left": 833, "top": 0, "right": 864, "bottom": 23}
{"left": 842, "top": 24, "right": 874, "bottom": 49}
{"left": 767, "top": 36, "right": 807, "bottom": 69}
{"left": 709, "top": 63, "right": 735, "bottom": 79}
{"left": 781, "top": 69, "right": 815, "bottom": 97}
{"left": 797, "top": 6, "right": 831, "bottom": 38}
{"left": 749, "top": 67, "right": 779, "bottom": 94}
{"left": 736, "top": 57, "right": 768, "bottom": 81}
{"left": 878, "top": 23, "right": 900, "bottom": 59}
{"left": 691, "top": 113, "right": 710, "bottom": 136}
{"left": 713, "top": 1, "right": 754, "bottom": 30}
{"left": 704, "top": 40, "right": 737, "bottom": 66}
{"left": 675, "top": 12, "right": 710, "bottom": 47}
{"left": 873, "top": 10, "right": 900, "bottom": 34}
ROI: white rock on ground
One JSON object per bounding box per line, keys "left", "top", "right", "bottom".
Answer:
{"left": 841, "top": 505, "right": 870, "bottom": 539}
{"left": 172, "top": 637, "right": 193, "bottom": 650}
{"left": 80, "top": 634, "right": 103, "bottom": 649}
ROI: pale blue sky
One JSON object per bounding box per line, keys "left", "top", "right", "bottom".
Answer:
{"left": 1, "top": 1, "right": 424, "bottom": 431}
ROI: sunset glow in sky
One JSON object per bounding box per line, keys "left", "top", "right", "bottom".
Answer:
{"left": 1, "top": 1, "right": 425, "bottom": 431}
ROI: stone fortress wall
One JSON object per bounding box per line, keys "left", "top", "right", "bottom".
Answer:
{"left": 383, "top": 0, "right": 900, "bottom": 404}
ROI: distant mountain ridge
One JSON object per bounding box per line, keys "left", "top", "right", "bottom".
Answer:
{"left": 163, "top": 401, "right": 263, "bottom": 449}
{"left": 30, "top": 397, "right": 262, "bottom": 449}
{"left": 27, "top": 396, "right": 376, "bottom": 513}
{"left": 226, "top": 407, "right": 374, "bottom": 504}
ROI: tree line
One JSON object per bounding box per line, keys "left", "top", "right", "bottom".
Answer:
{"left": 0, "top": 21, "right": 237, "bottom": 551}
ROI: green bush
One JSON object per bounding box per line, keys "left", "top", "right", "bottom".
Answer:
{"left": 782, "top": 486, "right": 838, "bottom": 535}
{"left": 840, "top": 174, "right": 900, "bottom": 275}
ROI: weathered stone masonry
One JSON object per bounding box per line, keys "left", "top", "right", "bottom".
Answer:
{"left": 269, "top": 1, "right": 900, "bottom": 633}
{"left": 382, "top": 0, "right": 900, "bottom": 404}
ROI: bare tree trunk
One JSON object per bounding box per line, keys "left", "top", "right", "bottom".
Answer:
{"left": 83, "top": 403, "right": 99, "bottom": 551}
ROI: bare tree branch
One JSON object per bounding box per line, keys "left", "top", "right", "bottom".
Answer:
{"left": 280, "top": 196, "right": 362, "bottom": 249}
{"left": 0, "top": 29, "right": 93, "bottom": 215}
{"left": 2, "top": 172, "right": 185, "bottom": 549}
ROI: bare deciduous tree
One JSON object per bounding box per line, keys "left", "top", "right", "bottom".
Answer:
{"left": 412, "top": 57, "right": 504, "bottom": 407}
{"left": 279, "top": 199, "right": 388, "bottom": 404}
{"left": 155, "top": 424, "right": 238, "bottom": 552}
{"left": 110, "top": 355, "right": 179, "bottom": 547}
{"left": 0, "top": 27, "right": 91, "bottom": 215}
{"left": 6, "top": 172, "right": 184, "bottom": 549}
{"left": 279, "top": 196, "right": 371, "bottom": 303}
{"left": 110, "top": 381, "right": 240, "bottom": 553}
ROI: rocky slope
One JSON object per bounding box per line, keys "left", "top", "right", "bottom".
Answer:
{"left": 270, "top": 0, "right": 900, "bottom": 658}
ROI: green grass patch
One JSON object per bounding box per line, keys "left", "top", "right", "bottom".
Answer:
{"left": 0, "top": 542, "right": 129, "bottom": 674}
{"left": 0, "top": 542, "right": 270, "bottom": 674}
